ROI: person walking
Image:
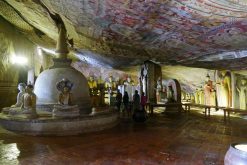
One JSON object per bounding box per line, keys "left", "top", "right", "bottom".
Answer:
{"left": 141, "top": 92, "right": 147, "bottom": 112}
{"left": 123, "top": 91, "right": 129, "bottom": 117}
{"left": 115, "top": 89, "right": 122, "bottom": 112}
{"left": 133, "top": 90, "right": 140, "bottom": 111}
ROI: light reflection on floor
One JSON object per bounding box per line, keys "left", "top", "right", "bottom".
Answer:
{"left": 0, "top": 109, "right": 247, "bottom": 164}
{"left": 0, "top": 140, "right": 19, "bottom": 165}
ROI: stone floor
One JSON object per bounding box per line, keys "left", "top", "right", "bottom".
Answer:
{"left": 0, "top": 108, "right": 247, "bottom": 165}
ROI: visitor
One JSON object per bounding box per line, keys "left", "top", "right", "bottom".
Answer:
{"left": 115, "top": 89, "right": 122, "bottom": 112}
{"left": 141, "top": 92, "right": 147, "bottom": 112}
{"left": 109, "top": 92, "right": 115, "bottom": 106}
{"left": 133, "top": 90, "right": 140, "bottom": 111}
{"left": 123, "top": 91, "right": 129, "bottom": 117}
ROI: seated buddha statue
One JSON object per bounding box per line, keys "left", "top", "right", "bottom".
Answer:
{"left": 2, "top": 83, "right": 26, "bottom": 114}
{"left": 105, "top": 76, "right": 116, "bottom": 94}
{"left": 53, "top": 78, "right": 80, "bottom": 118}
{"left": 88, "top": 76, "right": 98, "bottom": 106}
{"left": 8, "top": 84, "right": 38, "bottom": 118}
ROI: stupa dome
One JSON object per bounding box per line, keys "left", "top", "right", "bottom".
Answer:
{"left": 34, "top": 66, "right": 91, "bottom": 114}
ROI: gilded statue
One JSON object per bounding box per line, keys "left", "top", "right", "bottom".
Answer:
{"left": 105, "top": 76, "right": 116, "bottom": 93}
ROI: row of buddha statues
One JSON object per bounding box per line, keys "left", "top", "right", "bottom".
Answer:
{"left": 2, "top": 78, "right": 80, "bottom": 118}
{"left": 193, "top": 71, "right": 232, "bottom": 108}
{"left": 87, "top": 75, "right": 137, "bottom": 106}
{"left": 185, "top": 71, "right": 247, "bottom": 110}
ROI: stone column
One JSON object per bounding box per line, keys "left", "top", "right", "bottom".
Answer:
{"left": 142, "top": 61, "right": 162, "bottom": 103}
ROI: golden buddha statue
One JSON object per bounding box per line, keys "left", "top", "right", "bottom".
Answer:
{"left": 88, "top": 76, "right": 98, "bottom": 106}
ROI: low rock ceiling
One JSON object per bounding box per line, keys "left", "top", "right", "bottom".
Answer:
{"left": 1, "top": 0, "right": 247, "bottom": 69}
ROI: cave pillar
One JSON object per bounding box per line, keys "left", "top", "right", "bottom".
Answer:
{"left": 140, "top": 61, "right": 162, "bottom": 103}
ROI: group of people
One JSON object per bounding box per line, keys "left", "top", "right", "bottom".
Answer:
{"left": 115, "top": 89, "right": 147, "bottom": 117}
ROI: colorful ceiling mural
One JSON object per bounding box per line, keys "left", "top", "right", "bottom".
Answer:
{"left": 1, "top": 0, "right": 247, "bottom": 69}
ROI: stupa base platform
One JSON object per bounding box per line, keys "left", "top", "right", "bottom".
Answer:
{"left": 0, "top": 108, "right": 119, "bottom": 136}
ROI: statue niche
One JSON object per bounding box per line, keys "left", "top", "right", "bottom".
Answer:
{"left": 53, "top": 78, "right": 80, "bottom": 118}
{"left": 166, "top": 79, "right": 181, "bottom": 103}
{"left": 237, "top": 79, "right": 247, "bottom": 110}
{"left": 217, "top": 71, "right": 232, "bottom": 107}
{"left": 164, "top": 79, "right": 182, "bottom": 114}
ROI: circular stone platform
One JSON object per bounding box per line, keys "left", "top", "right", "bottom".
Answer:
{"left": 0, "top": 109, "right": 119, "bottom": 136}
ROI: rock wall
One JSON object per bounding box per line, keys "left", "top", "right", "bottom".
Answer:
{"left": 0, "top": 16, "right": 36, "bottom": 109}
{"left": 72, "top": 61, "right": 139, "bottom": 84}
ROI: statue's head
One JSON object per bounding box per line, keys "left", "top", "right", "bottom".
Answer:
{"left": 127, "top": 76, "right": 131, "bottom": 82}
{"left": 18, "top": 83, "right": 26, "bottom": 92}
{"left": 241, "top": 79, "right": 246, "bottom": 85}
{"left": 56, "top": 78, "right": 73, "bottom": 93}
{"left": 206, "top": 74, "right": 210, "bottom": 82}
{"left": 63, "top": 86, "right": 69, "bottom": 93}
{"left": 89, "top": 76, "right": 94, "bottom": 81}
{"left": 26, "top": 84, "right": 34, "bottom": 93}
{"left": 109, "top": 76, "right": 113, "bottom": 82}
{"left": 221, "top": 70, "right": 227, "bottom": 76}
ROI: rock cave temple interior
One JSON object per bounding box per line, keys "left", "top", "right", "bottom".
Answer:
{"left": 2, "top": 0, "right": 247, "bottom": 165}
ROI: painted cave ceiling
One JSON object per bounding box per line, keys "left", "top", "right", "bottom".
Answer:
{"left": 1, "top": 0, "right": 247, "bottom": 69}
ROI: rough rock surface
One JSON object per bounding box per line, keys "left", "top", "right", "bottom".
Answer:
{"left": 1, "top": 0, "right": 247, "bottom": 69}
